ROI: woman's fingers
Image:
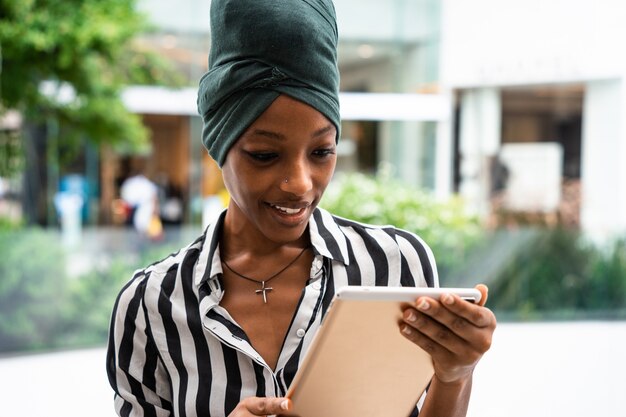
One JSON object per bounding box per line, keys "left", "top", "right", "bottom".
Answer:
{"left": 405, "top": 293, "right": 495, "bottom": 342}
{"left": 402, "top": 306, "right": 460, "bottom": 354}
{"left": 231, "top": 397, "right": 291, "bottom": 416}
{"left": 475, "top": 284, "right": 489, "bottom": 307}
{"left": 400, "top": 287, "right": 497, "bottom": 382}
{"left": 436, "top": 291, "right": 496, "bottom": 331}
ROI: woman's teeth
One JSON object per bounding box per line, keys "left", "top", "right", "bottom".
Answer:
{"left": 272, "top": 205, "right": 302, "bottom": 215}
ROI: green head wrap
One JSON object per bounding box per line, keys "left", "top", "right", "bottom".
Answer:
{"left": 197, "top": 0, "right": 341, "bottom": 167}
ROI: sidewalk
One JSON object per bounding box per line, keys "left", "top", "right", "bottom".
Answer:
{"left": 1, "top": 321, "right": 625, "bottom": 417}
{"left": 0, "top": 347, "right": 111, "bottom": 417}
{"left": 469, "top": 321, "right": 626, "bottom": 417}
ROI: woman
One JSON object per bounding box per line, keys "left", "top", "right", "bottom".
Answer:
{"left": 106, "top": 1, "right": 496, "bottom": 416}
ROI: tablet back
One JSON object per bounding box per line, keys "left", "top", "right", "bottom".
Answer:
{"left": 286, "top": 287, "right": 436, "bottom": 417}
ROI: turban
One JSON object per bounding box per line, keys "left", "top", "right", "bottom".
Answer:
{"left": 197, "top": 0, "right": 341, "bottom": 166}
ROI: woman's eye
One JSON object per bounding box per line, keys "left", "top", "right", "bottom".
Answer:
{"left": 246, "top": 151, "right": 277, "bottom": 162}
{"left": 312, "top": 148, "right": 336, "bottom": 158}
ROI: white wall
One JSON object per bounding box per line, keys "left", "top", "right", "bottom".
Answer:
{"left": 581, "top": 79, "right": 626, "bottom": 241}
{"left": 441, "top": 0, "right": 626, "bottom": 87}
{"left": 458, "top": 88, "right": 501, "bottom": 216}
{"left": 443, "top": 0, "right": 626, "bottom": 237}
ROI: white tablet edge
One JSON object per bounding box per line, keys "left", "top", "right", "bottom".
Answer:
{"left": 335, "top": 285, "right": 482, "bottom": 304}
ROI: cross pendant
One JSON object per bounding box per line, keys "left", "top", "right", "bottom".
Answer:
{"left": 255, "top": 281, "right": 274, "bottom": 303}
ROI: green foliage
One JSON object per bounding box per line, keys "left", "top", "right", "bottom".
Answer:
{"left": 320, "top": 172, "right": 626, "bottom": 320}
{"left": 321, "top": 171, "right": 482, "bottom": 276}
{"left": 0, "top": 222, "right": 179, "bottom": 352}
{"left": 0, "top": 0, "right": 183, "bottom": 173}
{"left": 1, "top": 217, "right": 625, "bottom": 353}
{"left": 59, "top": 258, "right": 136, "bottom": 347}
{"left": 589, "top": 239, "right": 626, "bottom": 309}
{"left": 0, "top": 228, "right": 68, "bottom": 351}
{"left": 0, "top": 226, "right": 186, "bottom": 353}
{"left": 58, "top": 242, "right": 182, "bottom": 348}
{"left": 0, "top": 213, "right": 23, "bottom": 230}
{"left": 0, "top": 130, "right": 24, "bottom": 177}
{"left": 489, "top": 229, "right": 626, "bottom": 319}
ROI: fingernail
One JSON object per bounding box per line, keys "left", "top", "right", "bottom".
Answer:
{"left": 405, "top": 310, "right": 417, "bottom": 322}
{"left": 402, "top": 325, "right": 412, "bottom": 335}
{"left": 281, "top": 400, "right": 289, "bottom": 411}
{"left": 442, "top": 293, "right": 454, "bottom": 305}
{"left": 418, "top": 299, "right": 430, "bottom": 311}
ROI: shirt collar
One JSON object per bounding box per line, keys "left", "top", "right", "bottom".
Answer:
{"left": 308, "top": 207, "right": 350, "bottom": 265}
{"left": 193, "top": 207, "right": 349, "bottom": 288}
{"left": 193, "top": 209, "right": 227, "bottom": 287}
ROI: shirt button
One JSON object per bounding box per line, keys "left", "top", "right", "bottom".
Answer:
{"left": 296, "top": 328, "right": 306, "bottom": 338}
{"left": 312, "top": 282, "right": 321, "bottom": 291}
{"left": 314, "top": 258, "right": 323, "bottom": 269}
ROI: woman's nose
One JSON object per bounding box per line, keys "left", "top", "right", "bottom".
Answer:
{"left": 280, "top": 160, "right": 313, "bottom": 196}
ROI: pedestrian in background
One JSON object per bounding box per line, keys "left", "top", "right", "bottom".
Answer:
{"left": 119, "top": 157, "right": 162, "bottom": 240}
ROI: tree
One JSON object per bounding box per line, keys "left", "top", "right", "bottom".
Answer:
{"left": 0, "top": 0, "right": 181, "bottom": 223}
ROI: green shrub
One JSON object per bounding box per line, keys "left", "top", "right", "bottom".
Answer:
{"left": 321, "top": 173, "right": 626, "bottom": 319}
{"left": 589, "top": 239, "right": 626, "bottom": 310}
{"left": 0, "top": 216, "right": 23, "bottom": 231}
{"left": 58, "top": 259, "right": 136, "bottom": 348}
{"left": 3, "top": 191, "right": 624, "bottom": 353}
{"left": 0, "top": 226, "right": 185, "bottom": 353}
{"left": 0, "top": 228, "right": 68, "bottom": 352}
{"left": 488, "top": 229, "right": 626, "bottom": 319}
{"left": 58, "top": 242, "right": 183, "bottom": 348}
{"left": 321, "top": 172, "right": 482, "bottom": 278}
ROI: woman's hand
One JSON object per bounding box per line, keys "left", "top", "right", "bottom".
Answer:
{"left": 400, "top": 284, "right": 496, "bottom": 384}
{"left": 228, "top": 397, "right": 292, "bottom": 417}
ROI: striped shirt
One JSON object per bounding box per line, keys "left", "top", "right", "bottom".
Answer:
{"left": 106, "top": 207, "right": 438, "bottom": 417}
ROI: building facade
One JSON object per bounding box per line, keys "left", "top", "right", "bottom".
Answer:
{"left": 9, "top": 0, "right": 623, "bottom": 240}
{"left": 441, "top": 0, "right": 626, "bottom": 239}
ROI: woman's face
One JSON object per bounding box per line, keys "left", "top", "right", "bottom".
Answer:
{"left": 221, "top": 94, "right": 337, "bottom": 245}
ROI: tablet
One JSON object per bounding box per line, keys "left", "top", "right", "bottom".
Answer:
{"left": 286, "top": 286, "right": 482, "bottom": 417}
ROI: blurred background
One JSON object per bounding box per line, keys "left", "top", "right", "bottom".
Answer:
{"left": 1, "top": 0, "right": 625, "bottom": 416}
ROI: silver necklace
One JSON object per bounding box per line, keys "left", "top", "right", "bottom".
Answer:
{"left": 222, "top": 246, "right": 310, "bottom": 303}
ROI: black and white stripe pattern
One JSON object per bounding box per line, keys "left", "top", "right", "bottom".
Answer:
{"left": 107, "top": 208, "right": 438, "bottom": 417}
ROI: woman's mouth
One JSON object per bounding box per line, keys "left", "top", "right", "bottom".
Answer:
{"left": 265, "top": 202, "right": 313, "bottom": 231}
{"left": 270, "top": 204, "right": 306, "bottom": 215}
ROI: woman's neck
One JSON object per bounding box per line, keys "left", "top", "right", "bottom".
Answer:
{"left": 221, "top": 208, "right": 310, "bottom": 260}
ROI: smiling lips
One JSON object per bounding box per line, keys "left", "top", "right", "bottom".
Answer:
{"left": 270, "top": 204, "right": 307, "bottom": 215}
